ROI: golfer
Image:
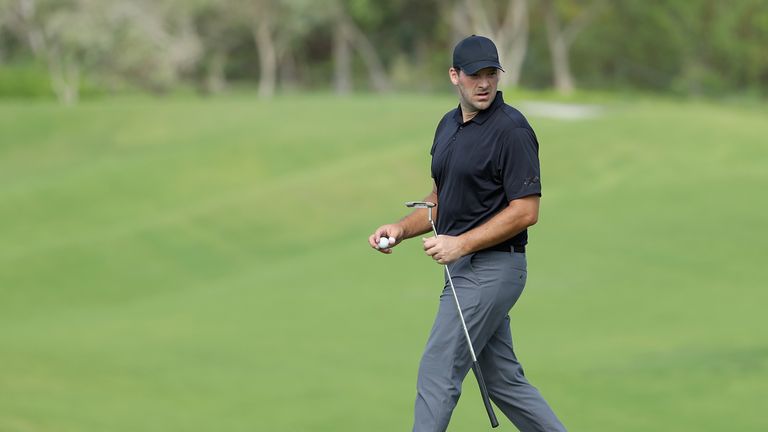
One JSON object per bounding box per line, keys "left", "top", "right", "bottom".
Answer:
{"left": 368, "top": 35, "right": 566, "bottom": 431}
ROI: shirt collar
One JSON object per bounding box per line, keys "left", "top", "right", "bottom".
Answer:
{"left": 452, "top": 91, "right": 505, "bottom": 125}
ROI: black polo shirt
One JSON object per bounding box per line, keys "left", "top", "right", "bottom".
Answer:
{"left": 430, "top": 91, "right": 541, "bottom": 248}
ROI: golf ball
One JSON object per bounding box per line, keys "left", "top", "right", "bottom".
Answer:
{"left": 378, "top": 237, "right": 390, "bottom": 249}
{"left": 388, "top": 236, "right": 396, "bottom": 244}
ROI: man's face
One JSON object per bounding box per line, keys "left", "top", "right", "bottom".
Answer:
{"left": 449, "top": 67, "right": 500, "bottom": 113}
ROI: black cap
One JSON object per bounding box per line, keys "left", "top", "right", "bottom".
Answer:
{"left": 452, "top": 35, "right": 504, "bottom": 74}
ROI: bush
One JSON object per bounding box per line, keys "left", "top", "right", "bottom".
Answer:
{"left": 0, "top": 62, "right": 54, "bottom": 99}
{"left": 0, "top": 61, "right": 108, "bottom": 101}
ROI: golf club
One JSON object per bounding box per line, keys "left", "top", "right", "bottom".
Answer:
{"left": 405, "top": 201, "right": 499, "bottom": 428}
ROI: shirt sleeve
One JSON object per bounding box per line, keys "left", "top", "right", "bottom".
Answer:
{"left": 499, "top": 127, "right": 542, "bottom": 201}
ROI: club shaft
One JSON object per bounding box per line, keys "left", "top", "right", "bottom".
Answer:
{"left": 431, "top": 222, "right": 478, "bottom": 362}
{"left": 429, "top": 209, "right": 498, "bottom": 427}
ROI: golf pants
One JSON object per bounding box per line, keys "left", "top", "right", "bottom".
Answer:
{"left": 413, "top": 250, "right": 566, "bottom": 432}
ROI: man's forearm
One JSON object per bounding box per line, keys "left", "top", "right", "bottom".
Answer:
{"left": 458, "top": 196, "right": 540, "bottom": 254}
{"left": 397, "top": 190, "right": 438, "bottom": 239}
{"left": 397, "top": 210, "right": 432, "bottom": 239}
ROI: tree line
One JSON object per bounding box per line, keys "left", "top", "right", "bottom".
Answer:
{"left": 1, "top": 0, "right": 766, "bottom": 104}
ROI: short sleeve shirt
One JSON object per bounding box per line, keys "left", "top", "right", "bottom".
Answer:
{"left": 430, "top": 91, "right": 541, "bottom": 247}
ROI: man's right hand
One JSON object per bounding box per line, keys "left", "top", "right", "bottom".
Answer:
{"left": 368, "top": 224, "right": 405, "bottom": 254}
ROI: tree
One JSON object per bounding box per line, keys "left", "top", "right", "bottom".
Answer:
{"left": 252, "top": 1, "right": 277, "bottom": 98}
{"left": 541, "top": 0, "right": 604, "bottom": 94}
{"left": 450, "top": 0, "right": 530, "bottom": 88}
{"left": 3, "top": 0, "right": 767, "bottom": 97}
{"left": 1, "top": 0, "right": 105, "bottom": 104}
{"left": 331, "top": 0, "right": 391, "bottom": 94}
{"left": 710, "top": 0, "right": 768, "bottom": 94}
{"left": 1, "top": 0, "right": 203, "bottom": 103}
{"left": 221, "top": 0, "right": 320, "bottom": 98}
{"left": 572, "top": 0, "right": 768, "bottom": 96}
{"left": 659, "top": 0, "right": 768, "bottom": 95}
{"left": 105, "top": 0, "right": 202, "bottom": 93}
{"left": 190, "top": 3, "right": 233, "bottom": 94}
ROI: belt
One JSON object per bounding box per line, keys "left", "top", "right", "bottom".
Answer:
{"left": 486, "top": 243, "right": 526, "bottom": 253}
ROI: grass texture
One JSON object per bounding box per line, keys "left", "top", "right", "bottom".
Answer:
{"left": 0, "top": 92, "right": 766, "bottom": 431}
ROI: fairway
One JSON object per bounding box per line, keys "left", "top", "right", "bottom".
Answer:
{"left": 1, "top": 93, "right": 766, "bottom": 431}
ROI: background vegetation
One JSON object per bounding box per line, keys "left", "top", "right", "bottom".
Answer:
{"left": 1, "top": 0, "right": 767, "bottom": 102}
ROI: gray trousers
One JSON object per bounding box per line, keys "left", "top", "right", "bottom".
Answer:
{"left": 413, "top": 250, "right": 566, "bottom": 432}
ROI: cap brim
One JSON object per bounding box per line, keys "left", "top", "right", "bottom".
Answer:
{"left": 461, "top": 60, "right": 504, "bottom": 75}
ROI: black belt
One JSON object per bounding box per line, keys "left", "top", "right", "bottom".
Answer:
{"left": 486, "top": 243, "right": 526, "bottom": 253}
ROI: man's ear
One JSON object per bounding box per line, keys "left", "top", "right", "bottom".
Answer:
{"left": 449, "top": 67, "right": 460, "bottom": 85}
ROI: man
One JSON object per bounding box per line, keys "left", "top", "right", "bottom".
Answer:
{"left": 368, "top": 35, "right": 566, "bottom": 432}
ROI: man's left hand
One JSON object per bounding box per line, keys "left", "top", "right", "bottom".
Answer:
{"left": 423, "top": 235, "right": 466, "bottom": 265}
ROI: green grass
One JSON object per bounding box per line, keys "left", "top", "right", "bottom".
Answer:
{"left": 1, "top": 93, "right": 766, "bottom": 431}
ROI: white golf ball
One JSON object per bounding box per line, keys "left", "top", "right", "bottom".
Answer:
{"left": 378, "top": 237, "right": 390, "bottom": 249}
{"left": 388, "top": 236, "right": 396, "bottom": 245}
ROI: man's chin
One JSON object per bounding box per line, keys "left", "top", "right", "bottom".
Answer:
{"left": 474, "top": 94, "right": 496, "bottom": 109}
{"left": 473, "top": 100, "right": 492, "bottom": 111}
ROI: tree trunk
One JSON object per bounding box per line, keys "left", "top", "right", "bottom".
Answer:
{"left": 47, "top": 44, "right": 80, "bottom": 105}
{"left": 204, "top": 50, "right": 227, "bottom": 95}
{"left": 8, "top": 0, "right": 80, "bottom": 103}
{"left": 333, "top": 19, "right": 352, "bottom": 94}
{"left": 253, "top": 16, "right": 277, "bottom": 99}
{"left": 4, "top": 0, "right": 44, "bottom": 59}
{"left": 450, "top": 1, "right": 472, "bottom": 42}
{"left": 463, "top": 0, "right": 493, "bottom": 36}
{"left": 453, "top": 0, "right": 530, "bottom": 88}
{"left": 500, "top": 0, "right": 528, "bottom": 88}
{"left": 345, "top": 20, "right": 391, "bottom": 93}
{"left": 544, "top": 0, "right": 573, "bottom": 94}
{"left": 332, "top": 5, "right": 391, "bottom": 93}
{"left": 12, "top": 0, "right": 46, "bottom": 57}
{"left": 543, "top": 0, "right": 604, "bottom": 95}
{"left": 279, "top": 46, "right": 299, "bottom": 92}
{"left": 546, "top": 23, "right": 575, "bottom": 94}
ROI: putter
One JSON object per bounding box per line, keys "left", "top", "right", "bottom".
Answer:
{"left": 405, "top": 201, "right": 499, "bottom": 428}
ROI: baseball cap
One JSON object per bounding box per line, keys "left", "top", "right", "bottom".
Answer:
{"left": 452, "top": 35, "right": 505, "bottom": 74}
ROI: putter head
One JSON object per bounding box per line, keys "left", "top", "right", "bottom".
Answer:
{"left": 405, "top": 201, "right": 436, "bottom": 209}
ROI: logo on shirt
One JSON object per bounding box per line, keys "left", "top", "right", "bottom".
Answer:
{"left": 523, "top": 176, "right": 540, "bottom": 186}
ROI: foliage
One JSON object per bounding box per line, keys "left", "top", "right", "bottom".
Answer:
{"left": 569, "top": 0, "right": 768, "bottom": 96}
{"left": 0, "top": 60, "right": 51, "bottom": 97}
{"left": 0, "top": 0, "right": 767, "bottom": 100}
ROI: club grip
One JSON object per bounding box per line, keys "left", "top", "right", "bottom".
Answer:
{"left": 472, "top": 361, "right": 499, "bottom": 428}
